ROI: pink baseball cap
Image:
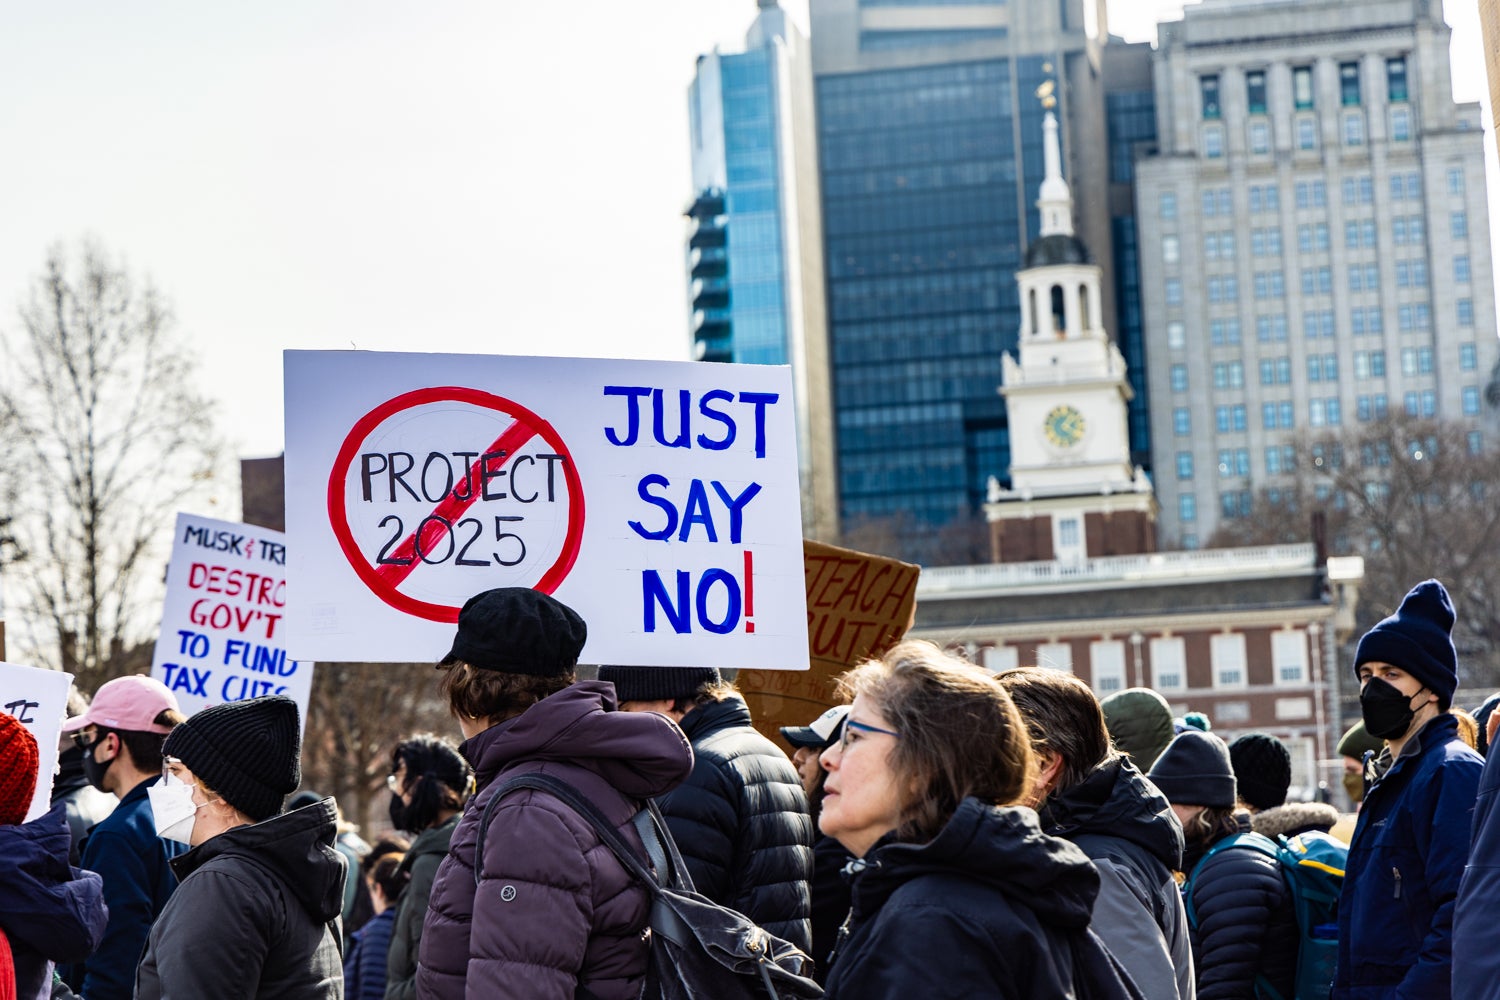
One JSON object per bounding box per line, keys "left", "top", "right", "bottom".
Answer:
{"left": 62, "top": 675, "right": 180, "bottom": 735}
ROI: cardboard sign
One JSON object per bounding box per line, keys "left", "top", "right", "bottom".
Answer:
{"left": 0, "top": 660, "right": 73, "bottom": 821}
{"left": 741, "top": 540, "right": 919, "bottom": 746}
{"left": 284, "top": 351, "right": 808, "bottom": 669}
{"left": 151, "top": 513, "right": 313, "bottom": 731}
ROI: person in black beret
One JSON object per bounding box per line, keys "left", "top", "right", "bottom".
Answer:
{"left": 1340, "top": 580, "right": 1484, "bottom": 999}
{"left": 600, "top": 664, "right": 813, "bottom": 951}
{"left": 135, "top": 695, "right": 346, "bottom": 999}
{"left": 416, "top": 588, "right": 693, "bottom": 1000}
{"left": 1149, "top": 731, "right": 1297, "bottom": 999}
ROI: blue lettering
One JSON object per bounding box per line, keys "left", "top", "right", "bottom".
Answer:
{"left": 696, "top": 389, "right": 736, "bottom": 450}
{"left": 604, "top": 386, "right": 651, "bottom": 446}
{"left": 696, "top": 569, "right": 741, "bottom": 634}
{"left": 643, "top": 570, "right": 692, "bottom": 634}
{"left": 628, "top": 474, "right": 678, "bottom": 540}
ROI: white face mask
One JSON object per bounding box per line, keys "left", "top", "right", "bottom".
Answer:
{"left": 149, "top": 773, "right": 205, "bottom": 845}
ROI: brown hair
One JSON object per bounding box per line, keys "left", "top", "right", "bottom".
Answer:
{"left": 671, "top": 679, "right": 740, "bottom": 716}
{"left": 1453, "top": 708, "right": 1479, "bottom": 750}
{"left": 1184, "top": 804, "right": 1243, "bottom": 846}
{"left": 996, "top": 667, "right": 1117, "bottom": 793}
{"left": 837, "top": 640, "right": 1034, "bottom": 844}
{"left": 441, "top": 661, "right": 574, "bottom": 726}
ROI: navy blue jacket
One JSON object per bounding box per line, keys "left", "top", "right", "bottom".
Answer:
{"left": 74, "top": 777, "right": 185, "bottom": 1000}
{"left": 1335, "top": 713, "right": 1481, "bottom": 999}
{"left": 0, "top": 803, "right": 108, "bottom": 1000}
{"left": 1448, "top": 717, "right": 1500, "bottom": 998}
{"left": 344, "top": 907, "right": 395, "bottom": 1000}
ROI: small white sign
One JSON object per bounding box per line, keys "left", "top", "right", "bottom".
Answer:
{"left": 0, "top": 660, "right": 73, "bottom": 821}
{"left": 284, "top": 350, "right": 809, "bottom": 669}
{"left": 151, "top": 513, "right": 312, "bottom": 731}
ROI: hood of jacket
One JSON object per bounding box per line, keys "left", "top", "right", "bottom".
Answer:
{"left": 462, "top": 679, "right": 692, "bottom": 799}
{"left": 854, "top": 798, "right": 1099, "bottom": 930}
{"left": 1039, "top": 755, "right": 1185, "bottom": 871}
{"left": 172, "top": 797, "right": 344, "bottom": 923}
{"left": 1250, "top": 801, "right": 1338, "bottom": 841}
{"left": 0, "top": 802, "right": 107, "bottom": 961}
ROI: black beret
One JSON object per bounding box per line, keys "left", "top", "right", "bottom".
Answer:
{"left": 439, "top": 587, "right": 587, "bottom": 676}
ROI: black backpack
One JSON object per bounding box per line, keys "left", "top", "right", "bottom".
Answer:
{"left": 476, "top": 772, "right": 824, "bottom": 1000}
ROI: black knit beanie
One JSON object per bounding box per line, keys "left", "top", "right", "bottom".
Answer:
{"left": 1354, "top": 579, "right": 1459, "bottom": 710}
{"left": 1228, "top": 733, "right": 1292, "bottom": 810}
{"left": 597, "top": 665, "right": 722, "bottom": 703}
{"left": 439, "top": 587, "right": 587, "bottom": 676}
{"left": 163, "top": 695, "right": 301, "bottom": 822}
{"left": 1148, "top": 731, "right": 1237, "bottom": 809}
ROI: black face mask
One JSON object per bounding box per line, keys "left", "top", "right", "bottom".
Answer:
{"left": 80, "top": 735, "right": 114, "bottom": 792}
{"left": 1361, "top": 677, "right": 1423, "bottom": 740}
{"left": 388, "top": 793, "right": 409, "bottom": 833}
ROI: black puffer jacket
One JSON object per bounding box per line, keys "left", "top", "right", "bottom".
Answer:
{"left": 658, "top": 695, "right": 813, "bottom": 951}
{"left": 135, "top": 799, "right": 346, "bottom": 1000}
{"left": 1184, "top": 815, "right": 1298, "bottom": 1000}
{"left": 825, "top": 798, "right": 1142, "bottom": 999}
{"left": 1041, "top": 756, "right": 1195, "bottom": 1000}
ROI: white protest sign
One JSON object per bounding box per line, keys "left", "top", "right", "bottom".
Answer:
{"left": 151, "top": 513, "right": 312, "bottom": 731}
{"left": 284, "top": 351, "right": 808, "bottom": 669}
{"left": 0, "top": 661, "right": 73, "bottom": 821}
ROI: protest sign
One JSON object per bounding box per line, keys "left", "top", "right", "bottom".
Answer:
{"left": 741, "top": 540, "right": 919, "bottom": 747}
{"left": 284, "top": 351, "right": 808, "bottom": 669}
{"left": 0, "top": 660, "right": 73, "bottom": 821}
{"left": 151, "top": 513, "right": 312, "bottom": 731}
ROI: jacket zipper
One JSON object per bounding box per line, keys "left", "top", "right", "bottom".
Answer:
{"left": 1392, "top": 867, "right": 1402, "bottom": 899}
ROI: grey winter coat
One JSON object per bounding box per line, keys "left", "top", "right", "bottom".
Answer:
{"left": 415, "top": 681, "right": 693, "bottom": 1000}
{"left": 134, "top": 799, "right": 347, "bottom": 1000}
{"left": 383, "top": 815, "right": 457, "bottom": 1000}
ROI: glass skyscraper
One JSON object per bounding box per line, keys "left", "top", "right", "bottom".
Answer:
{"left": 687, "top": 1, "right": 838, "bottom": 540}
{"left": 809, "top": 0, "right": 1116, "bottom": 545}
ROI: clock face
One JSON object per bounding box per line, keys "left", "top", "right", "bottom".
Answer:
{"left": 1043, "top": 405, "right": 1086, "bottom": 448}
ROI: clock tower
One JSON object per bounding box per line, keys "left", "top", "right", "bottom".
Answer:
{"left": 987, "top": 107, "right": 1156, "bottom": 563}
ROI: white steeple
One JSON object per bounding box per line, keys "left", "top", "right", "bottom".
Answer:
{"left": 1037, "top": 112, "right": 1074, "bottom": 238}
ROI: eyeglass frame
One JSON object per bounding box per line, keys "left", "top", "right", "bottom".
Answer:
{"left": 838, "top": 718, "right": 900, "bottom": 752}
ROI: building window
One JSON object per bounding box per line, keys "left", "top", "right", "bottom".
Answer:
{"left": 1452, "top": 212, "right": 1468, "bottom": 239}
{"left": 1090, "top": 641, "right": 1127, "bottom": 695}
{"left": 1273, "top": 631, "right": 1308, "bottom": 684}
{"left": 1204, "top": 125, "right": 1224, "bottom": 159}
{"left": 1246, "top": 70, "right": 1268, "bottom": 115}
{"left": 1165, "top": 279, "right": 1183, "bottom": 306}
{"left": 1296, "top": 118, "right": 1316, "bottom": 150}
{"left": 1449, "top": 168, "right": 1465, "bottom": 195}
{"left": 1167, "top": 320, "right": 1186, "bottom": 349}
{"left": 1201, "top": 75, "right": 1221, "bottom": 119}
{"left": 1456, "top": 256, "right": 1471, "bottom": 283}
{"left": 1173, "top": 407, "right": 1191, "bottom": 435}
{"left": 1160, "top": 191, "right": 1178, "bottom": 219}
{"left": 1343, "top": 112, "right": 1364, "bottom": 146}
{"left": 1212, "top": 633, "right": 1248, "bottom": 688}
{"left": 1151, "top": 637, "right": 1187, "bottom": 692}
{"left": 1461, "top": 343, "right": 1477, "bottom": 371}
{"left": 981, "top": 646, "right": 1019, "bottom": 673}
{"left": 1171, "top": 364, "right": 1188, "bottom": 392}
{"left": 1387, "top": 56, "right": 1408, "bottom": 102}
{"left": 1391, "top": 107, "right": 1411, "bottom": 142}
{"left": 1249, "top": 121, "right": 1270, "bottom": 154}
{"left": 1036, "top": 642, "right": 1073, "bottom": 674}
{"left": 1464, "top": 387, "right": 1481, "bottom": 416}
{"left": 1179, "top": 494, "right": 1197, "bottom": 522}
{"left": 1340, "top": 61, "right": 1361, "bottom": 106}
{"left": 1211, "top": 318, "right": 1242, "bottom": 345}
{"left": 1293, "top": 66, "right": 1314, "bottom": 109}
{"left": 1458, "top": 300, "right": 1474, "bottom": 326}
{"left": 1163, "top": 236, "right": 1180, "bottom": 263}
{"left": 1256, "top": 314, "right": 1288, "bottom": 342}
{"left": 1176, "top": 451, "right": 1194, "bottom": 479}
{"left": 1470, "top": 431, "right": 1484, "bottom": 455}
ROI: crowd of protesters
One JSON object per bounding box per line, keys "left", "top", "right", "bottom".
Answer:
{"left": 6, "top": 576, "right": 1500, "bottom": 998}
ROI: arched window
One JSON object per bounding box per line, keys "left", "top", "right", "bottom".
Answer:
{"left": 1051, "top": 285, "right": 1066, "bottom": 337}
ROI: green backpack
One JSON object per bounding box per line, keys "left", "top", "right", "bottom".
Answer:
{"left": 1184, "top": 829, "right": 1346, "bottom": 1000}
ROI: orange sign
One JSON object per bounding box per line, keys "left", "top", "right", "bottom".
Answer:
{"left": 741, "top": 540, "right": 919, "bottom": 749}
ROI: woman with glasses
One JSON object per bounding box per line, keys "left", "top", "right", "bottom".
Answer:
{"left": 134, "top": 695, "right": 343, "bottom": 1000}
{"left": 817, "top": 642, "right": 1141, "bottom": 999}
{"left": 382, "top": 733, "right": 471, "bottom": 1000}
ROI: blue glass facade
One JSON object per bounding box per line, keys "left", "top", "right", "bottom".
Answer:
{"left": 1106, "top": 87, "right": 1158, "bottom": 470}
{"left": 818, "top": 57, "right": 1053, "bottom": 525}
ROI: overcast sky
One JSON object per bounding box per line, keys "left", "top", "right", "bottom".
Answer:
{"left": 0, "top": 1, "right": 1491, "bottom": 481}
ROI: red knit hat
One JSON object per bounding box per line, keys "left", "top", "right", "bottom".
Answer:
{"left": 0, "top": 713, "right": 40, "bottom": 825}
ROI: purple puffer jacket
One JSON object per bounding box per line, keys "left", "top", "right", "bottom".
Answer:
{"left": 416, "top": 680, "right": 693, "bottom": 1000}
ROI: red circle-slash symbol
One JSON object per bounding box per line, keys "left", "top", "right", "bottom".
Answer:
{"left": 327, "top": 386, "right": 585, "bottom": 623}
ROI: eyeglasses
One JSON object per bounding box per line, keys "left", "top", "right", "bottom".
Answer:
{"left": 161, "top": 755, "right": 185, "bottom": 783}
{"left": 72, "top": 730, "right": 101, "bottom": 752}
{"left": 839, "top": 718, "right": 900, "bottom": 752}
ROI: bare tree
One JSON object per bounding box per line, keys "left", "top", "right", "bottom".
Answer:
{"left": 0, "top": 240, "right": 220, "bottom": 688}
{"left": 1208, "top": 415, "right": 1500, "bottom": 689}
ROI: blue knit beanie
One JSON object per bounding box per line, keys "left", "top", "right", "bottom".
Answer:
{"left": 1353, "top": 579, "right": 1458, "bottom": 710}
